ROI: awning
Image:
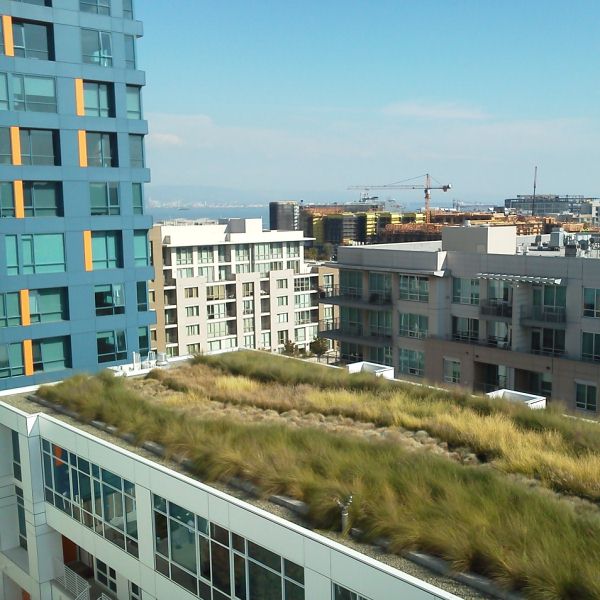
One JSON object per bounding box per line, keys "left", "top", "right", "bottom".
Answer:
{"left": 476, "top": 273, "right": 563, "bottom": 285}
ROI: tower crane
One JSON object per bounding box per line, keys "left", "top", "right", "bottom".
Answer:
{"left": 348, "top": 174, "right": 452, "bottom": 224}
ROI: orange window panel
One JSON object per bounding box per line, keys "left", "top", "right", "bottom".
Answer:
{"left": 10, "top": 126, "right": 21, "bottom": 166}
{"left": 75, "top": 79, "right": 85, "bottom": 116}
{"left": 14, "top": 180, "right": 24, "bottom": 218}
{"left": 2, "top": 16, "right": 13, "bottom": 57}
{"left": 23, "top": 340, "right": 33, "bottom": 376}
{"left": 20, "top": 290, "right": 30, "bottom": 326}
{"left": 78, "top": 130, "right": 88, "bottom": 167}
{"left": 83, "top": 230, "right": 93, "bottom": 271}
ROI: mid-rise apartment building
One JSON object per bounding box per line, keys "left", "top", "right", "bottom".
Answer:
{"left": 0, "top": 0, "right": 153, "bottom": 390}
{"left": 321, "top": 225, "right": 600, "bottom": 414}
{"left": 149, "top": 219, "right": 336, "bottom": 357}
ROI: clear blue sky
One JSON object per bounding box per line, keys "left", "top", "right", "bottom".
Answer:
{"left": 137, "top": 1, "right": 600, "bottom": 206}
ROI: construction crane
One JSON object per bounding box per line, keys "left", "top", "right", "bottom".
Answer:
{"left": 348, "top": 174, "right": 452, "bottom": 223}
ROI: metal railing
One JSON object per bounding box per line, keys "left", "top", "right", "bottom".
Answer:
{"left": 318, "top": 318, "right": 363, "bottom": 337}
{"left": 480, "top": 299, "right": 513, "bottom": 318}
{"left": 54, "top": 562, "right": 91, "bottom": 600}
{"left": 521, "top": 305, "right": 566, "bottom": 324}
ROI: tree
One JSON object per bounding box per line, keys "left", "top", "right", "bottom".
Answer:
{"left": 310, "top": 337, "right": 329, "bottom": 362}
{"left": 282, "top": 340, "right": 299, "bottom": 356}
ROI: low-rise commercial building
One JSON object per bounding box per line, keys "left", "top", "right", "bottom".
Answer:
{"left": 149, "top": 219, "right": 336, "bottom": 357}
{"left": 321, "top": 225, "right": 600, "bottom": 414}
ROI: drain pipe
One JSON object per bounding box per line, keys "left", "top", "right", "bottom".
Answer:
{"left": 336, "top": 495, "right": 353, "bottom": 536}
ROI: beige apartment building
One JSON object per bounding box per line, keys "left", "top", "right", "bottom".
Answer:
{"left": 149, "top": 218, "right": 337, "bottom": 357}
{"left": 321, "top": 225, "right": 600, "bottom": 414}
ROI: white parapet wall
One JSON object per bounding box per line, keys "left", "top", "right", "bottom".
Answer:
{"left": 486, "top": 389, "right": 547, "bottom": 410}
{"left": 347, "top": 361, "right": 396, "bottom": 379}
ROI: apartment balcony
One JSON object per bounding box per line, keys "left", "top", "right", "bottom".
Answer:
{"left": 530, "top": 346, "right": 565, "bottom": 358}
{"left": 318, "top": 318, "right": 363, "bottom": 342}
{"left": 521, "top": 306, "right": 566, "bottom": 327}
{"left": 480, "top": 299, "right": 513, "bottom": 319}
{"left": 325, "top": 286, "right": 392, "bottom": 309}
{"left": 52, "top": 560, "right": 116, "bottom": 600}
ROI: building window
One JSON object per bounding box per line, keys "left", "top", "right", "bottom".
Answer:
{"left": 20, "top": 128, "right": 60, "bottom": 165}
{"left": 12, "top": 430, "right": 22, "bottom": 482}
{"left": 126, "top": 85, "right": 141, "bottom": 119}
{"left": 443, "top": 358, "right": 461, "bottom": 384}
{"left": 186, "top": 306, "right": 199, "bottom": 317}
{"left": 133, "top": 230, "right": 149, "bottom": 266}
{"left": 340, "top": 270, "right": 362, "bottom": 297}
{"left": 32, "top": 336, "right": 70, "bottom": 372}
{"left": 186, "top": 325, "right": 200, "bottom": 336}
{"left": 207, "top": 303, "right": 226, "bottom": 320}
{"left": 0, "top": 292, "right": 20, "bottom": 327}
{"left": 294, "top": 293, "right": 312, "bottom": 309}
{"left": 276, "top": 278, "right": 288, "bottom": 289}
{"left": 83, "top": 81, "right": 114, "bottom": 117}
{"left": 368, "top": 272, "right": 391, "bottom": 303}
{"left": 0, "top": 74, "right": 8, "bottom": 110}
{"left": 398, "top": 313, "right": 428, "bottom": 338}
{"left": 242, "top": 282, "right": 254, "bottom": 297}
{"left": 177, "top": 267, "right": 193, "bottom": 279}
{"left": 129, "top": 134, "right": 144, "bottom": 167}
{"left": 24, "top": 181, "right": 63, "bottom": 216}
{"left": 124, "top": 34, "right": 136, "bottom": 69}
{"left": 90, "top": 182, "right": 119, "bottom": 215}
{"left": 13, "top": 20, "right": 53, "bottom": 61}
{"left": 81, "top": 0, "right": 111, "bottom": 15}
{"left": 207, "top": 321, "right": 230, "bottom": 338}
{"left": 17, "top": 233, "right": 65, "bottom": 274}
{"left": 129, "top": 582, "right": 140, "bottom": 600}
{"left": 367, "top": 310, "right": 392, "bottom": 337}
{"left": 243, "top": 299, "right": 254, "bottom": 315}
{"left": 30, "top": 288, "right": 68, "bottom": 323}
{"left": 243, "top": 334, "right": 255, "bottom": 348}
{"left": 87, "top": 132, "right": 117, "bottom": 167}
{"left": 261, "top": 332, "right": 271, "bottom": 348}
{"left": 94, "top": 283, "right": 124, "bottom": 316}
{"left": 97, "top": 330, "right": 127, "bottom": 363}
{"left": 243, "top": 318, "right": 254, "bottom": 333}
{"left": 131, "top": 183, "right": 144, "bottom": 215}
{"left": 0, "top": 182, "right": 14, "bottom": 216}
{"left": 176, "top": 247, "right": 193, "bottom": 265}
{"left": 333, "top": 583, "right": 370, "bottom": 600}
{"left": 576, "top": 383, "right": 597, "bottom": 412}
{"left": 277, "top": 296, "right": 288, "bottom": 307}
{"left": 399, "top": 275, "right": 429, "bottom": 302}
{"left": 82, "top": 29, "right": 112, "bottom": 66}
{"left": 294, "top": 277, "right": 313, "bottom": 292}
{"left": 0, "top": 128, "right": 10, "bottom": 164}
{"left": 207, "top": 285, "right": 227, "bottom": 301}
{"left": 531, "top": 327, "right": 565, "bottom": 356}
{"left": 0, "top": 343, "right": 24, "bottom": 378}
{"left": 123, "top": 0, "right": 134, "bottom": 19}
{"left": 184, "top": 287, "right": 198, "bottom": 299}
{"left": 137, "top": 282, "right": 148, "bottom": 311}
{"left": 581, "top": 332, "right": 600, "bottom": 362}
{"left": 13, "top": 74, "right": 56, "bottom": 112}
{"left": 368, "top": 346, "right": 392, "bottom": 366}
{"left": 187, "top": 344, "right": 200, "bottom": 355}
{"left": 92, "top": 231, "right": 123, "bottom": 269}
{"left": 277, "top": 313, "right": 288, "bottom": 324}
{"left": 399, "top": 348, "right": 424, "bottom": 377}
{"left": 452, "top": 277, "right": 480, "bottom": 305}
{"left": 278, "top": 330, "right": 288, "bottom": 346}
{"left": 452, "top": 316, "right": 479, "bottom": 342}
{"left": 138, "top": 327, "right": 149, "bottom": 355}
{"left": 583, "top": 288, "right": 600, "bottom": 318}
{"left": 16, "top": 486, "right": 27, "bottom": 550}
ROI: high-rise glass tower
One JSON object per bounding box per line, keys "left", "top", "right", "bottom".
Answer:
{"left": 0, "top": 0, "right": 153, "bottom": 390}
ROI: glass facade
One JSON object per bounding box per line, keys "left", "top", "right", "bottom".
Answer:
{"left": 41, "top": 439, "right": 139, "bottom": 557}
{"left": 153, "top": 494, "right": 305, "bottom": 600}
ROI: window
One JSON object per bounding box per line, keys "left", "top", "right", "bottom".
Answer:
{"left": 287, "top": 242, "right": 300, "bottom": 257}
{"left": 92, "top": 231, "right": 123, "bottom": 269}
{"left": 14, "top": 0, "right": 51, "bottom": 5}
{"left": 137, "top": 282, "right": 148, "bottom": 311}
{"left": 0, "top": 343, "right": 24, "bottom": 378}
{"left": 243, "top": 318, "right": 254, "bottom": 333}
{"left": 531, "top": 327, "right": 565, "bottom": 356}
{"left": 24, "top": 182, "right": 62, "bottom": 216}
{"left": 13, "top": 20, "right": 53, "bottom": 61}
{"left": 30, "top": 288, "right": 68, "bottom": 323}
{"left": 0, "top": 182, "right": 13, "bottom": 216}
{"left": 277, "top": 296, "right": 288, "bottom": 306}
{"left": 452, "top": 316, "right": 479, "bottom": 342}
{"left": 13, "top": 74, "right": 56, "bottom": 112}
{"left": 294, "top": 277, "right": 313, "bottom": 292}
{"left": 368, "top": 346, "right": 392, "bottom": 366}
{"left": 242, "top": 282, "right": 254, "bottom": 297}
{"left": 82, "top": 29, "right": 112, "bottom": 66}
{"left": 186, "top": 306, "right": 199, "bottom": 317}
{"left": 207, "top": 285, "right": 227, "bottom": 301}
{"left": 398, "top": 313, "right": 428, "bottom": 338}
{"left": 186, "top": 325, "right": 200, "bottom": 336}
{"left": 452, "top": 277, "right": 480, "bottom": 305}
{"left": 582, "top": 332, "right": 600, "bottom": 362}
{"left": 0, "top": 129, "right": 11, "bottom": 164}
{"left": 123, "top": 0, "right": 134, "bottom": 19}
{"left": 0, "top": 292, "right": 20, "bottom": 327}
{"left": 90, "top": 182, "right": 119, "bottom": 215}
{"left": 255, "top": 243, "right": 269, "bottom": 260}
{"left": 16, "top": 486, "right": 27, "bottom": 550}
{"left": 176, "top": 267, "right": 193, "bottom": 279}
{"left": 340, "top": 270, "right": 362, "bottom": 297}
{"left": 129, "top": 582, "right": 140, "bottom": 600}
{"left": 243, "top": 299, "right": 254, "bottom": 315}
{"left": 87, "top": 132, "right": 117, "bottom": 167}
{"left": 124, "top": 34, "right": 136, "bottom": 69}
{"left": 243, "top": 334, "right": 255, "bottom": 348}
{"left": 184, "top": 287, "right": 198, "bottom": 299}
{"left": 278, "top": 330, "right": 288, "bottom": 346}
{"left": 22, "top": 233, "right": 65, "bottom": 274}
{"left": 12, "top": 430, "right": 22, "bottom": 482}
{"left": 20, "top": 129, "right": 60, "bottom": 165}
{"left": 0, "top": 75, "right": 7, "bottom": 111}
{"left": 83, "top": 81, "right": 114, "bottom": 117}
{"left": 97, "top": 330, "right": 127, "bottom": 363}
{"left": 276, "top": 279, "right": 288, "bottom": 289}
{"left": 32, "top": 336, "right": 70, "bottom": 372}
{"left": 176, "top": 247, "right": 193, "bottom": 265}
{"left": 399, "top": 275, "right": 429, "bottom": 302}
{"left": 207, "top": 321, "right": 230, "bottom": 338}
{"left": 583, "top": 288, "right": 600, "bottom": 318}
{"left": 261, "top": 332, "right": 271, "bottom": 348}
{"left": 132, "top": 183, "right": 143, "bottom": 214}
{"left": 187, "top": 344, "right": 200, "bottom": 355}
{"left": 443, "top": 359, "right": 461, "bottom": 384}
{"left": 81, "top": 0, "right": 111, "bottom": 15}
{"left": 94, "top": 283, "right": 124, "bottom": 316}
{"left": 207, "top": 303, "right": 226, "bottom": 320}
{"left": 333, "top": 583, "right": 371, "bottom": 600}
{"left": 133, "top": 230, "right": 149, "bottom": 266}
{"left": 368, "top": 272, "right": 392, "bottom": 303}
{"left": 96, "top": 559, "right": 117, "bottom": 593}
{"left": 126, "top": 86, "right": 141, "bottom": 118}
{"left": 576, "top": 383, "right": 597, "bottom": 412}
{"left": 294, "top": 293, "right": 312, "bottom": 309}
{"left": 129, "top": 134, "right": 144, "bottom": 167}
{"left": 399, "top": 348, "right": 424, "bottom": 377}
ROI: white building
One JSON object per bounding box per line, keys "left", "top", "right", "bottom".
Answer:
{"left": 149, "top": 219, "right": 337, "bottom": 358}
{"left": 0, "top": 393, "right": 462, "bottom": 600}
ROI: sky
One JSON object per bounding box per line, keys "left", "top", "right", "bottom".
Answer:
{"left": 137, "top": 1, "right": 600, "bottom": 207}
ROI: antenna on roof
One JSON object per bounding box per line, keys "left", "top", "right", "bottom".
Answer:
{"left": 532, "top": 166, "right": 538, "bottom": 216}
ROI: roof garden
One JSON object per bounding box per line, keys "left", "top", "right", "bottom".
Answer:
{"left": 28, "top": 351, "right": 600, "bottom": 600}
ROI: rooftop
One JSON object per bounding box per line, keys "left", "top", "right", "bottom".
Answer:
{"left": 14, "top": 351, "right": 600, "bottom": 600}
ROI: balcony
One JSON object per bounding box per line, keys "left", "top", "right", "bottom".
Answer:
{"left": 451, "top": 331, "right": 479, "bottom": 344}
{"left": 318, "top": 318, "right": 363, "bottom": 340}
{"left": 480, "top": 299, "right": 513, "bottom": 319}
{"left": 521, "top": 306, "right": 566, "bottom": 326}
{"left": 325, "top": 286, "right": 392, "bottom": 308}
{"left": 52, "top": 561, "right": 116, "bottom": 600}
{"left": 530, "top": 346, "right": 565, "bottom": 357}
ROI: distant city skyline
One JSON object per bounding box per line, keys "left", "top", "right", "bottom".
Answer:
{"left": 139, "top": 1, "right": 600, "bottom": 206}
